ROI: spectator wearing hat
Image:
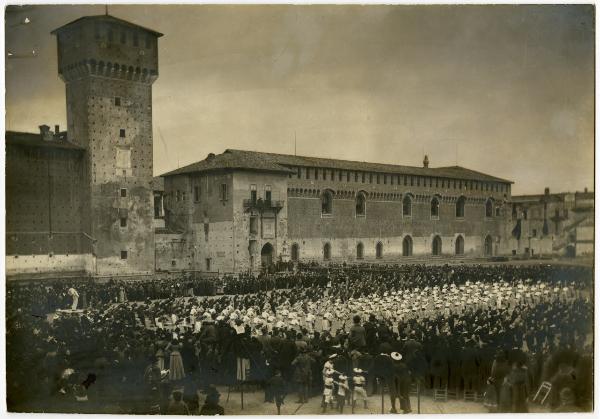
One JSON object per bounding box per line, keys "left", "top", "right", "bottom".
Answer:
{"left": 349, "top": 315, "right": 366, "bottom": 351}
{"left": 335, "top": 373, "right": 350, "bottom": 413}
{"left": 352, "top": 368, "right": 369, "bottom": 409}
{"left": 199, "top": 387, "right": 224, "bottom": 415}
{"left": 167, "top": 390, "right": 190, "bottom": 415}
{"left": 390, "top": 352, "right": 411, "bottom": 414}
{"left": 322, "top": 369, "right": 335, "bottom": 412}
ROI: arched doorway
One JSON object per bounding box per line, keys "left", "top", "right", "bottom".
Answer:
{"left": 291, "top": 243, "right": 299, "bottom": 262}
{"left": 356, "top": 242, "right": 364, "bottom": 259}
{"left": 261, "top": 243, "right": 274, "bottom": 267}
{"left": 432, "top": 235, "right": 442, "bottom": 256}
{"left": 376, "top": 242, "right": 383, "bottom": 259}
{"left": 484, "top": 235, "right": 493, "bottom": 256}
{"left": 402, "top": 236, "right": 413, "bottom": 256}
{"left": 323, "top": 242, "right": 331, "bottom": 260}
{"left": 455, "top": 235, "right": 464, "bottom": 255}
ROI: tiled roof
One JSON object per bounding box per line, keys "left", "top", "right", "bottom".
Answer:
{"left": 51, "top": 14, "right": 163, "bottom": 37}
{"left": 6, "top": 131, "right": 85, "bottom": 151}
{"left": 161, "top": 149, "right": 513, "bottom": 183}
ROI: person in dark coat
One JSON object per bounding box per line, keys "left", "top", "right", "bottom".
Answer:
{"left": 268, "top": 370, "right": 287, "bottom": 415}
{"left": 390, "top": 352, "right": 412, "bottom": 414}
{"left": 507, "top": 360, "right": 529, "bottom": 413}
{"left": 291, "top": 347, "right": 313, "bottom": 403}
{"left": 348, "top": 315, "right": 366, "bottom": 351}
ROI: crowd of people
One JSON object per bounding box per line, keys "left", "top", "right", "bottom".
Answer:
{"left": 6, "top": 263, "right": 593, "bottom": 414}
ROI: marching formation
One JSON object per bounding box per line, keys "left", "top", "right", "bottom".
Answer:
{"left": 6, "top": 263, "right": 593, "bottom": 414}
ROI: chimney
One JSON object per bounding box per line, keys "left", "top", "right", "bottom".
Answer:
{"left": 423, "top": 155, "right": 429, "bottom": 169}
{"left": 54, "top": 125, "right": 60, "bottom": 135}
{"left": 544, "top": 187, "right": 550, "bottom": 196}
{"left": 39, "top": 125, "right": 53, "bottom": 142}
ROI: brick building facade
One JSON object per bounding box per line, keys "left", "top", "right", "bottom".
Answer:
{"left": 161, "top": 149, "right": 514, "bottom": 273}
{"left": 6, "top": 14, "right": 162, "bottom": 277}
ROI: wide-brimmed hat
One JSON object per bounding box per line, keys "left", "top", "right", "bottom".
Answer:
{"left": 391, "top": 352, "right": 403, "bottom": 361}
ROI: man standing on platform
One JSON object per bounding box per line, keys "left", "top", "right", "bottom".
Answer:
{"left": 68, "top": 287, "right": 79, "bottom": 310}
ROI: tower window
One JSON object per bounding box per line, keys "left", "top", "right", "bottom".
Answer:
{"left": 120, "top": 188, "right": 127, "bottom": 197}
{"left": 120, "top": 30, "right": 126, "bottom": 44}
{"left": 115, "top": 97, "right": 121, "bottom": 106}
{"left": 194, "top": 186, "right": 200, "bottom": 202}
{"left": 120, "top": 217, "right": 127, "bottom": 227}
{"left": 120, "top": 129, "right": 126, "bottom": 138}
{"left": 133, "top": 33, "right": 139, "bottom": 47}
{"left": 121, "top": 251, "right": 128, "bottom": 260}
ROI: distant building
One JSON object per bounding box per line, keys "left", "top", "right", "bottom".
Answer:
{"left": 160, "top": 149, "right": 514, "bottom": 273}
{"left": 510, "top": 188, "right": 594, "bottom": 257}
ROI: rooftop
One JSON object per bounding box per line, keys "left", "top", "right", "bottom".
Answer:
{"left": 162, "top": 149, "right": 513, "bottom": 184}
{"left": 51, "top": 14, "right": 163, "bottom": 37}
{"left": 6, "top": 130, "right": 84, "bottom": 151}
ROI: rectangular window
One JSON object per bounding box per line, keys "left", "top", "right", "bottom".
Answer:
{"left": 120, "top": 30, "right": 126, "bottom": 44}
{"left": 384, "top": 175, "right": 387, "bottom": 185}
{"left": 362, "top": 172, "right": 366, "bottom": 183}
{"left": 205, "top": 258, "right": 211, "bottom": 271}
{"left": 369, "top": 173, "right": 373, "bottom": 183}
{"left": 429, "top": 178, "right": 433, "bottom": 187}
{"left": 250, "top": 184, "right": 257, "bottom": 203}
{"left": 249, "top": 216, "right": 258, "bottom": 234}
{"left": 133, "top": 32, "right": 139, "bottom": 47}
{"left": 220, "top": 184, "right": 228, "bottom": 201}
{"left": 145, "top": 35, "right": 151, "bottom": 48}
{"left": 346, "top": 171, "right": 350, "bottom": 182}
{"left": 377, "top": 174, "right": 380, "bottom": 184}
{"left": 120, "top": 217, "right": 127, "bottom": 227}
{"left": 121, "top": 250, "right": 128, "bottom": 260}
{"left": 194, "top": 186, "right": 200, "bottom": 202}
{"left": 417, "top": 177, "right": 420, "bottom": 187}
{"left": 265, "top": 185, "right": 272, "bottom": 202}
{"left": 306, "top": 168, "right": 310, "bottom": 179}
{"left": 119, "top": 129, "right": 126, "bottom": 138}
{"left": 297, "top": 167, "right": 301, "bottom": 178}
{"left": 315, "top": 168, "right": 319, "bottom": 179}
{"left": 120, "top": 188, "right": 127, "bottom": 197}
{"left": 339, "top": 171, "right": 343, "bottom": 181}
{"left": 331, "top": 171, "right": 334, "bottom": 181}
{"left": 391, "top": 175, "right": 394, "bottom": 185}
{"left": 475, "top": 182, "right": 479, "bottom": 190}
{"left": 115, "top": 97, "right": 121, "bottom": 106}
{"left": 322, "top": 170, "right": 326, "bottom": 181}
{"left": 436, "top": 178, "right": 439, "bottom": 188}
{"left": 410, "top": 176, "right": 414, "bottom": 186}
{"left": 355, "top": 172, "right": 359, "bottom": 182}
{"left": 404, "top": 176, "right": 407, "bottom": 186}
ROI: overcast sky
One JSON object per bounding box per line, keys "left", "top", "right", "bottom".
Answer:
{"left": 5, "top": 4, "right": 594, "bottom": 195}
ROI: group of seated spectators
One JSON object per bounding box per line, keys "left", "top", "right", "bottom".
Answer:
{"left": 6, "top": 262, "right": 593, "bottom": 414}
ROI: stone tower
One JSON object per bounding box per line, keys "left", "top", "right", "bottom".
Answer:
{"left": 52, "top": 15, "right": 162, "bottom": 275}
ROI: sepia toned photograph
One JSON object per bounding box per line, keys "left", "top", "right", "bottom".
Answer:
{"left": 4, "top": 3, "right": 595, "bottom": 415}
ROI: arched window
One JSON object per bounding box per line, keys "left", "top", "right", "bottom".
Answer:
{"left": 431, "top": 197, "right": 440, "bottom": 218}
{"left": 323, "top": 242, "right": 331, "bottom": 260}
{"left": 432, "top": 235, "right": 442, "bottom": 256}
{"left": 456, "top": 196, "right": 466, "bottom": 218}
{"left": 356, "top": 192, "right": 366, "bottom": 216}
{"left": 356, "top": 242, "right": 364, "bottom": 259}
{"left": 484, "top": 235, "right": 493, "bottom": 256}
{"left": 291, "top": 243, "right": 299, "bottom": 262}
{"left": 455, "top": 235, "right": 464, "bottom": 255}
{"left": 402, "top": 236, "right": 413, "bottom": 256}
{"left": 485, "top": 198, "right": 494, "bottom": 218}
{"left": 321, "top": 190, "right": 333, "bottom": 215}
{"left": 376, "top": 242, "right": 383, "bottom": 259}
{"left": 403, "top": 195, "right": 412, "bottom": 217}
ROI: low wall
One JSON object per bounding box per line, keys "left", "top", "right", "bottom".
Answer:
{"left": 6, "top": 254, "right": 94, "bottom": 277}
